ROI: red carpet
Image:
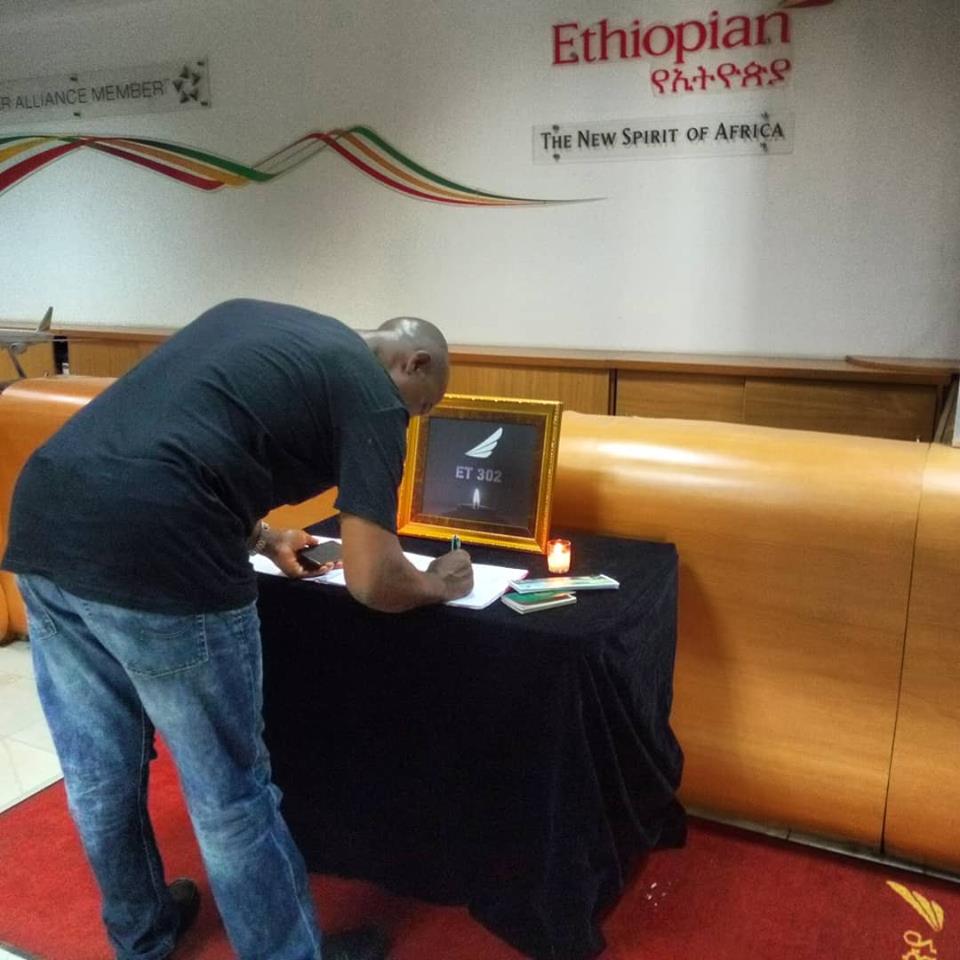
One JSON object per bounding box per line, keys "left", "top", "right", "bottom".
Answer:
{"left": 1, "top": 744, "right": 958, "bottom": 960}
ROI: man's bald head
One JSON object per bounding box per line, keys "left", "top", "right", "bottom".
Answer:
{"left": 361, "top": 316, "right": 450, "bottom": 416}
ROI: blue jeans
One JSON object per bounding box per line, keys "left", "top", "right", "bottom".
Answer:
{"left": 18, "top": 574, "right": 324, "bottom": 960}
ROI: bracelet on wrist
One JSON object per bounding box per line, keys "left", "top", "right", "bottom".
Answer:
{"left": 250, "top": 521, "right": 270, "bottom": 554}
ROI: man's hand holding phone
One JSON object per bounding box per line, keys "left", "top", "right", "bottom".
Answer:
{"left": 296, "top": 540, "right": 343, "bottom": 575}
{"left": 257, "top": 526, "right": 343, "bottom": 579}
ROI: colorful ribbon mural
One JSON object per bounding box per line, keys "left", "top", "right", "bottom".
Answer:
{"left": 0, "top": 126, "right": 569, "bottom": 206}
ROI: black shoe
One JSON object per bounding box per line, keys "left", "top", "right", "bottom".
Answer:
{"left": 322, "top": 925, "right": 389, "bottom": 960}
{"left": 168, "top": 877, "right": 201, "bottom": 945}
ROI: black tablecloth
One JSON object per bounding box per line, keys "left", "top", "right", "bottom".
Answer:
{"left": 259, "top": 520, "right": 686, "bottom": 960}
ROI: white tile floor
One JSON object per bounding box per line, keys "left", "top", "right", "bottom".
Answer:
{"left": 0, "top": 638, "right": 63, "bottom": 960}
{"left": 0, "top": 640, "right": 61, "bottom": 815}
{"left": 0, "top": 946, "right": 31, "bottom": 960}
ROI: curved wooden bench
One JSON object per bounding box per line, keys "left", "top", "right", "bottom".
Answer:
{"left": 884, "top": 443, "right": 960, "bottom": 871}
{"left": 4, "top": 379, "right": 960, "bottom": 875}
{"left": 552, "top": 412, "right": 929, "bottom": 847}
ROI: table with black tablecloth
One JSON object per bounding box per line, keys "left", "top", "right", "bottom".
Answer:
{"left": 258, "top": 520, "right": 686, "bottom": 960}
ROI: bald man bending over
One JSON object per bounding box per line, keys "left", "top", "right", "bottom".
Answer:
{"left": 3, "top": 299, "right": 472, "bottom": 960}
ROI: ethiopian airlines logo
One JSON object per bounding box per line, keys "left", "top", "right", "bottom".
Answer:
{"left": 551, "top": 1, "right": 833, "bottom": 68}
{"left": 887, "top": 880, "right": 945, "bottom": 959}
{"left": 552, "top": 9, "right": 792, "bottom": 68}
{"left": 464, "top": 428, "right": 502, "bottom": 459}
{"left": 887, "top": 882, "right": 945, "bottom": 932}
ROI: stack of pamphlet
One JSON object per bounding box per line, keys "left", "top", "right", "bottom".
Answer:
{"left": 507, "top": 574, "right": 619, "bottom": 594}
{"left": 500, "top": 574, "right": 620, "bottom": 614}
{"left": 501, "top": 590, "right": 577, "bottom": 614}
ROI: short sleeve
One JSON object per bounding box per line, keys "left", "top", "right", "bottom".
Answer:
{"left": 333, "top": 407, "right": 408, "bottom": 532}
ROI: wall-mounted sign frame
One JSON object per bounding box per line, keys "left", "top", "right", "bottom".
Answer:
{"left": 397, "top": 394, "right": 563, "bottom": 554}
{"left": 0, "top": 57, "right": 210, "bottom": 127}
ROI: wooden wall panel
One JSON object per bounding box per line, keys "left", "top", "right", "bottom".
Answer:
{"left": 68, "top": 339, "right": 160, "bottom": 377}
{"left": 744, "top": 379, "right": 938, "bottom": 441}
{"left": 884, "top": 445, "right": 960, "bottom": 871}
{"left": 448, "top": 363, "right": 609, "bottom": 414}
{"left": 0, "top": 342, "right": 56, "bottom": 381}
{"left": 616, "top": 372, "right": 745, "bottom": 422}
{"left": 52, "top": 327, "right": 953, "bottom": 442}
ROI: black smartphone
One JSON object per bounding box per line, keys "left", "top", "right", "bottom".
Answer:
{"left": 297, "top": 541, "right": 343, "bottom": 569}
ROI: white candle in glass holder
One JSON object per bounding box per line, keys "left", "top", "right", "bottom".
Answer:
{"left": 547, "top": 539, "right": 571, "bottom": 574}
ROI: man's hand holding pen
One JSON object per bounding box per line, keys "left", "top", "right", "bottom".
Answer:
{"left": 426, "top": 534, "right": 473, "bottom": 600}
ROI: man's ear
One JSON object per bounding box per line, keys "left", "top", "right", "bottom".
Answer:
{"left": 404, "top": 350, "right": 432, "bottom": 376}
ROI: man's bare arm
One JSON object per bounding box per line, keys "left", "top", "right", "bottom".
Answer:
{"left": 339, "top": 513, "right": 473, "bottom": 612}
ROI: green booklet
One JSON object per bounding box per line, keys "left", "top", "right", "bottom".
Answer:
{"left": 501, "top": 591, "right": 577, "bottom": 614}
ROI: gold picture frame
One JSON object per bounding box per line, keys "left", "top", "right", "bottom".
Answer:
{"left": 397, "top": 394, "right": 563, "bottom": 554}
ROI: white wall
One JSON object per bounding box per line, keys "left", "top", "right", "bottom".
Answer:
{"left": 0, "top": 0, "right": 957, "bottom": 357}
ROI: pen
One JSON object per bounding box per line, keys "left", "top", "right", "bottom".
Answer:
{"left": 450, "top": 534, "right": 461, "bottom": 551}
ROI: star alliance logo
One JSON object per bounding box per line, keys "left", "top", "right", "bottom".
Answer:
{"left": 464, "top": 428, "right": 502, "bottom": 459}
{"left": 172, "top": 61, "right": 206, "bottom": 104}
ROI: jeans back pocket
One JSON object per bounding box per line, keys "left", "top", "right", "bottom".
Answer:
{"left": 84, "top": 604, "right": 210, "bottom": 679}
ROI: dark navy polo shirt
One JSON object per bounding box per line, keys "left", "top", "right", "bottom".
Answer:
{"left": 3, "top": 299, "right": 408, "bottom": 614}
